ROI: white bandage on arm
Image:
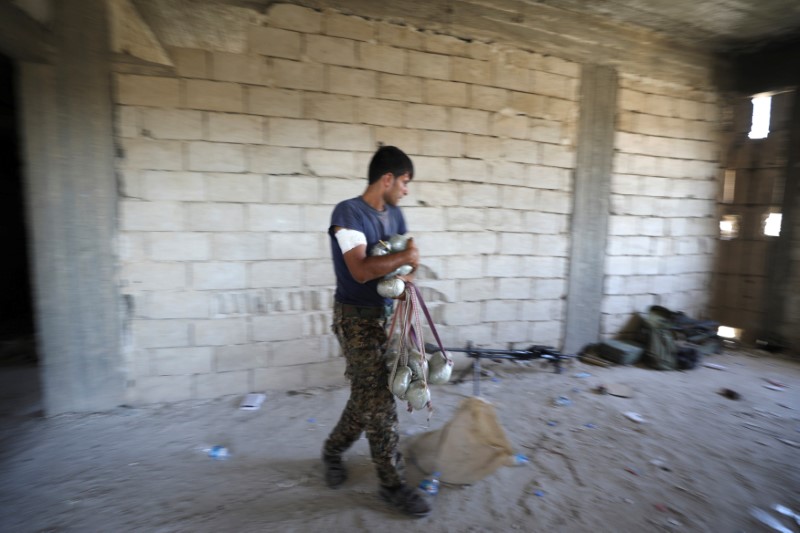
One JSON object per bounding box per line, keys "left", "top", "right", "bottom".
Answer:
{"left": 334, "top": 228, "right": 367, "bottom": 254}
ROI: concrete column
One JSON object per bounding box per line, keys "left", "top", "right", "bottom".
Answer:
{"left": 18, "top": 0, "right": 122, "bottom": 414}
{"left": 563, "top": 64, "right": 618, "bottom": 354}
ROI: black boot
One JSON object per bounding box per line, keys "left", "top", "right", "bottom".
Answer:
{"left": 378, "top": 484, "right": 432, "bottom": 518}
{"left": 322, "top": 453, "right": 348, "bottom": 489}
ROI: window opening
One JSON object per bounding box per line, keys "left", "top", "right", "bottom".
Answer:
{"left": 763, "top": 212, "right": 782, "bottom": 237}
{"left": 747, "top": 95, "right": 771, "bottom": 139}
{"left": 719, "top": 215, "right": 740, "bottom": 240}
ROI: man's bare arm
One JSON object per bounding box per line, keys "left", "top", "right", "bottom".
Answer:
{"left": 334, "top": 227, "right": 419, "bottom": 284}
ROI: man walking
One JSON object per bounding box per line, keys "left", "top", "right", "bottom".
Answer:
{"left": 322, "top": 146, "right": 430, "bottom": 518}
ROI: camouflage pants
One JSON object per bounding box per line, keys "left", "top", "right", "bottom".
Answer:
{"left": 323, "top": 302, "right": 405, "bottom": 488}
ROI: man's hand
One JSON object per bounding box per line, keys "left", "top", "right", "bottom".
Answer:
{"left": 402, "top": 237, "right": 419, "bottom": 272}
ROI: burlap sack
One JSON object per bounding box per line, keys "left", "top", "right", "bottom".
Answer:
{"left": 409, "top": 396, "right": 515, "bottom": 485}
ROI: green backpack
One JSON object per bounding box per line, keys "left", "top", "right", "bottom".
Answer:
{"left": 641, "top": 307, "right": 677, "bottom": 370}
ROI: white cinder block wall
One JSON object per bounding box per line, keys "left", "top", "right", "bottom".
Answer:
{"left": 604, "top": 75, "right": 719, "bottom": 336}
{"left": 115, "top": 4, "right": 720, "bottom": 404}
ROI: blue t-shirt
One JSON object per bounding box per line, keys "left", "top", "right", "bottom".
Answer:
{"left": 329, "top": 196, "right": 407, "bottom": 307}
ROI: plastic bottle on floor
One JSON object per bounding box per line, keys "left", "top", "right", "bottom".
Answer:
{"left": 204, "top": 445, "right": 230, "bottom": 460}
{"left": 418, "top": 472, "right": 441, "bottom": 496}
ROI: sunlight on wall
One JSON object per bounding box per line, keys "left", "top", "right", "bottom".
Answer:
{"left": 717, "top": 325, "right": 741, "bottom": 339}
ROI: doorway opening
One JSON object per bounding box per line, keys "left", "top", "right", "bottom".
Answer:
{"left": 0, "top": 53, "right": 41, "bottom": 417}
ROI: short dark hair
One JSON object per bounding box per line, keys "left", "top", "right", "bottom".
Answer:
{"left": 368, "top": 145, "right": 414, "bottom": 184}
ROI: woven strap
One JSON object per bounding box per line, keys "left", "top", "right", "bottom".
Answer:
{"left": 387, "top": 290, "right": 413, "bottom": 392}
{"left": 386, "top": 284, "right": 445, "bottom": 421}
{"left": 409, "top": 282, "right": 450, "bottom": 362}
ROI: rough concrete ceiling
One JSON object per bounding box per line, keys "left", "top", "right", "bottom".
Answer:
{"left": 257, "top": 0, "right": 800, "bottom": 53}
{"left": 12, "top": 0, "right": 800, "bottom": 53}
{"left": 529, "top": 0, "right": 800, "bottom": 51}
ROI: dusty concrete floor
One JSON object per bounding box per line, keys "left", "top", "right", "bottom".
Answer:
{"left": 0, "top": 347, "right": 798, "bottom": 532}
